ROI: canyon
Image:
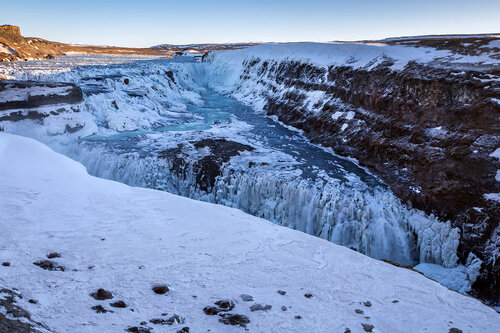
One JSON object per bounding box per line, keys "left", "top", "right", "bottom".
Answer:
{"left": 0, "top": 32, "right": 499, "bottom": 330}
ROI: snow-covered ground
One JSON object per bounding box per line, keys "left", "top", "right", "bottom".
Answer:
{"left": 1, "top": 132, "right": 499, "bottom": 332}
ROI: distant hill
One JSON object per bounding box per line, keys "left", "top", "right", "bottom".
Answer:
{"left": 0, "top": 25, "right": 169, "bottom": 62}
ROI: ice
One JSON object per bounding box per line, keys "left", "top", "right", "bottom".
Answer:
{"left": 0, "top": 53, "right": 477, "bottom": 295}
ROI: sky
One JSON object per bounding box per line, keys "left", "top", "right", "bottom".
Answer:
{"left": 2, "top": 0, "right": 500, "bottom": 47}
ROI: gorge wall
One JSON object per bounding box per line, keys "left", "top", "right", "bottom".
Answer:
{"left": 205, "top": 39, "right": 500, "bottom": 304}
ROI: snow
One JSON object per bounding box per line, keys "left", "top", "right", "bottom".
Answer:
{"left": 0, "top": 85, "right": 73, "bottom": 103}
{"left": 413, "top": 261, "right": 481, "bottom": 294}
{"left": 332, "top": 111, "right": 343, "bottom": 120}
{"left": 0, "top": 43, "right": 18, "bottom": 57}
{"left": 484, "top": 193, "right": 500, "bottom": 203}
{"left": 381, "top": 34, "right": 500, "bottom": 42}
{"left": 0, "top": 132, "right": 499, "bottom": 332}
{"left": 491, "top": 147, "right": 500, "bottom": 160}
{"left": 206, "top": 42, "right": 455, "bottom": 72}
{"left": 0, "top": 53, "right": 491, "bottom": 303}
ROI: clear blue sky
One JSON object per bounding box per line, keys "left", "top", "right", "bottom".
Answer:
{"left": 2, "top": 0, "right": 499, "bottom": 47}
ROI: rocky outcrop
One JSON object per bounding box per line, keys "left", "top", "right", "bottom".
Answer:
{"left": 159, "top": 139, "right": 254, "bottom": 192}
{"left": 0, "top": 25, "right": 169, "bottom": 62}
{"left": 0, "top": 80, "right": 82, "bottom": 122}
{"left": 0, "top": 80, "right": 83, "bottom": 110}
{"left": 0, "top": 288, "right": 48, "bottom": 332}
{"left": 223, "top": 46, "right": 500, "bottom": 305}
{"left": 0, "top": 25, "right": 66, "bottom": 62}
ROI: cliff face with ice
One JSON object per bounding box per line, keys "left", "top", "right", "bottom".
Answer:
{"left": 0, "top": 37, "right": 499, "bottom": 307}
{"left": 204, "top": 38, "right": 500, "bottom": 303}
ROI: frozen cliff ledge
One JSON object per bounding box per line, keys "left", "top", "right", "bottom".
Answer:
{"left": 204, "top": 38, "right": 500, "bottom": 305}
{"left": 0, "top": 133, "right": 499, "bottom": 331}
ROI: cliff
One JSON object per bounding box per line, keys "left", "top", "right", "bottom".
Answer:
{"left": 0, "top": 25, "right": 66, "bottom": 62}
{"left": 0, "top": 25, "right": 169, "bottom": 62}
{"left": 206, "top": 37, "right": 500, "bottom": 305}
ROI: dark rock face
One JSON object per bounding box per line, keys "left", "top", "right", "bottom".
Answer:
{"left": 0, "top": 288, "right": 47, "bottom": 332}
{"left": 164, "top": 70, "right": 175, "bottom": 83}
{"left": 193, "top": 139, "right": 254, "bottom": 191}
{"left": 159, "top": 139, "right": 254, "bottom": 192}
{"left": 234, "top": 54, "right": 500, "bottom": 305}
{"left": 0, "top": 80, "right": 83, "bottom": 111}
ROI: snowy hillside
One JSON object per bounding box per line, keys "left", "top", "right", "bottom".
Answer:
{"left": 0, "top": 132, "right": 499, "bottom": 332}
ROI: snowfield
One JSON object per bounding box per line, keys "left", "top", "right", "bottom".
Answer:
{"left": 1, "top": 132, "right": 499, "bottom": 332}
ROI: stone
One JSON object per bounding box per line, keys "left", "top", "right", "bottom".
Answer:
{"left": 240, "top": 294, "right": 254, "bottom": 302}
{"left": 304, "top": 293, "right": 313, "bottom": 298}
{"left": 126, "top": 327, "right": 151, "bottom": 333}
{"left": 449, "top": 329, "right": 463, "bottom": 333}
{"left": 33, "top": 260, "right": 64, "bottom": 271}
{"left": 355, "top": 309, "right": 364, "bottom": 314}
{"left": 218, "top": 314, "right": 250, "bottom": 327}
{"left": 277, "top": 290, "right": 286, "bottom": 295}
{"left": 47, "top": 252, "right": 60, "bottom": 259}
{"left": 203, "top": 307, "right": 220, "bottom": 315}
{"left": 152, "top": 285, "right": 169, "bottom": 294}
{"left": 110, "top": 301, "right": 127, "bottom": 308}
{"left": 214, "top": 300, "right": 235, "bottom": 311}
{"left": 1, "top": 262, "right": 10, "bottom": 267}
{"left": 90, "top": 289, "right": 113, "bottom": 300}
{"left": 250, "top": 304, "right": 272, "bottom": 311}
{"left": 362, "top": 323, "right": 374, "bottom": 332}
{"left": 91, "top": 305, "right": 112, "bottom": 313}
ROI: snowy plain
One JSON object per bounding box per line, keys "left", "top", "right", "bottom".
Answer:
{"left": 1, "top": 132, "right": 500, "bottom": 332}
